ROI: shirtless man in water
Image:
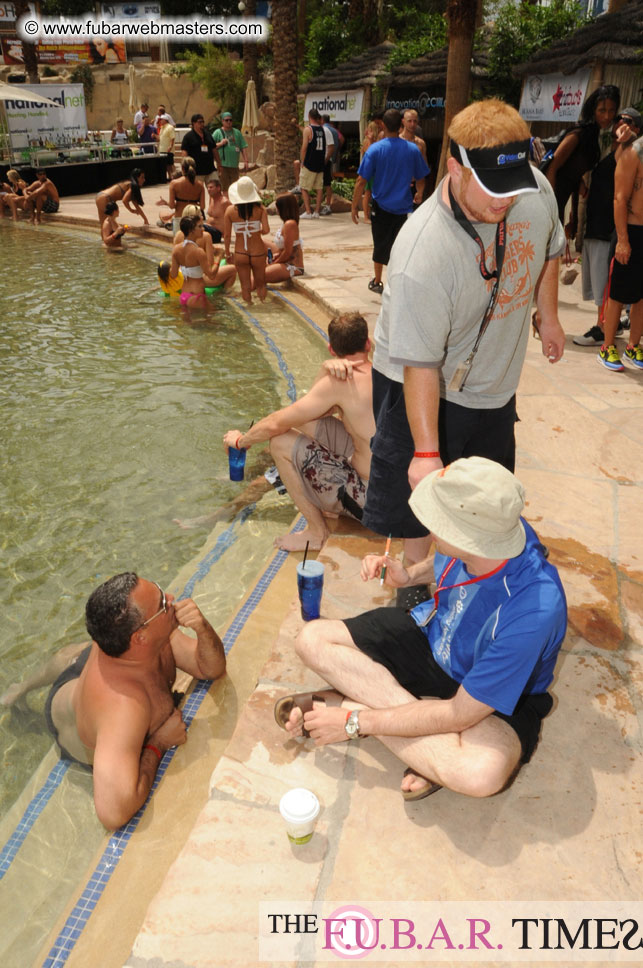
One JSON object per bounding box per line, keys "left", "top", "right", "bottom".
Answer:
{"left": 223, "top": 313, "right": 374, "bottom": 552}
{"left": 2, "top": 573, "right": 225, "bottom": 830}
{"left": 598, "top": 115, "right": 643, "bottom": 371}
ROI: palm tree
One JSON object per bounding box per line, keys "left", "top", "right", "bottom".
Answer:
{"left": 436, "top": 0, "right": 482, "bottom": 181}
{"left": 14, "top": 0, "right": 39, "bottom": 84}
{"left": 272, "top": 0, "right": 300, "bottom": 193}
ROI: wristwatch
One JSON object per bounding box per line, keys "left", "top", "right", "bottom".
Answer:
{"left": 344, "top": 710, "right": 360, "bottom": 740}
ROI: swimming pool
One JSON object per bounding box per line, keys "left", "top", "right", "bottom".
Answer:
{"left": 0, "top": 221, "right": 327, "bottom": 817}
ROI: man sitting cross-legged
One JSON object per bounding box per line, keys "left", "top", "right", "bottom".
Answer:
{"left": 274, "top": 458, "right": 567, "bottom": 800}
{"left": 223, "top": 313, "right": 374, "bottom": 552}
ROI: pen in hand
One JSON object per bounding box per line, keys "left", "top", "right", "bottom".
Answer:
{"left": 379, "top": 533, "right": 392, "bottom": 585}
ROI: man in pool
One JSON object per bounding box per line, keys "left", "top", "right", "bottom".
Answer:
{"left": 222, "top": 312, "right": 375, "bottom": 552}
{"left": 2, "top": 573, "right": 225, "bottom": 830}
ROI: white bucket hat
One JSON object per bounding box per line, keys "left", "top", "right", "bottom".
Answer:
{"left": 408, "top": 457, "right": 526, "bottom": 559}
{"left": 227, "top": 175, "right": 262, "bottom": 205}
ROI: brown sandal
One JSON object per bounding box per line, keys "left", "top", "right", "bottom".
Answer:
{"left": 274, "top": 688, "right": 344, "bottom": 738}
{"left": 401, "top": 767, "right": 442, "bottom": 801}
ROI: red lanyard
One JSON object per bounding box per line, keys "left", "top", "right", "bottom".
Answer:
{"left": 417, "top": 556, "right": 508, "bottom": 626}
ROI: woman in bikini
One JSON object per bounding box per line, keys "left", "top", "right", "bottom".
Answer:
{"left": 167, "top": 157, "right": 205, "bottom": 234}
{"left": 0, "top": 169, "right": 29, "bottom": 219}
{"left": 172, "top": 204, "right": 237, "bottom": 292}
{"left": 95, "top": 168, "right": 148, "bottom": 229}
{"left": 264, "top": 193, "right": 304, "bottom": 285}
{"left": 223, "top": 176, "right": 269, "bottom": 304}
{"left": 170, "top": 214, "right": 209, "bottom": 309}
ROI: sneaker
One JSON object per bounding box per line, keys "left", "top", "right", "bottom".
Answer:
{"left": 312, "top": 211, "right": 320, "bottom": 218}
{"left": 289, "top": 185, "right": 301, "bottom": 194}
{"left": 320, "top": 204, "right": 332, "bottom": 216}
{"left": 597, "top": 344, "right": 624, "bottom": 371}
{"left": 300, "top": 211, "right": 313, "bottom": 219}
{"left": 368, "top": 278, "right": 384, "bottom": 294}
{"left": 573, "top": 325, "right": 604, "bottom": 346}
{"left": 624, "top": 344, "right": 643, "bottom": 369}
{"left": 620, "top": 310, "right": 630, "bottom": 330}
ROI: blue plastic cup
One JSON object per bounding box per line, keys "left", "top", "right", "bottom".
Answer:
{"left": 296, "top": 560, "right": 325, "bottom": 622}
{"left": 228, "top": 446, "right": 246, "bottom": 481}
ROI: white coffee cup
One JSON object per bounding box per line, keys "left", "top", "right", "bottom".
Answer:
{"left": 279, "top": 788, "right": 320, "bottom": 845}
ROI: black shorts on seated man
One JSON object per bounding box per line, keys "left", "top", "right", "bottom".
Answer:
{"left": 274, "top": 457, "right": 567, "bottom": 801}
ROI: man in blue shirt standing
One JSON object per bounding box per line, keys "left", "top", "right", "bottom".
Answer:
{"left": 274, "top": 457, "right": 567, "bottom": 802}
{"left": 351, "top": 108, "right": 429, "bottom": 293}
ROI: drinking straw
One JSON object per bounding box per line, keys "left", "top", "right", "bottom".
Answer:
{"left": 302, "top": 540, "right": 310, "bottom": 570}
{"left": 379, "top": 533, "right": 392, "bottom": 585}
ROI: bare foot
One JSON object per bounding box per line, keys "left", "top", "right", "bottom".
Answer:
{"left": 0, "top": 682, "right": 28, "bottom": 707}
{"left": 273, "top": 529, "right": 326, "bottom": 552}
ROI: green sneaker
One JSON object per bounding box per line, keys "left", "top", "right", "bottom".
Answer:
{"left": 597, "top": 344, "right": 624, "bottom": 371}
{"left": 624, "top": 344, "right": 643, "bottom": 369}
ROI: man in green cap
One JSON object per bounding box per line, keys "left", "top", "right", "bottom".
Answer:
{"left": 213, "top": 112, "right": 250, "bottom": 191}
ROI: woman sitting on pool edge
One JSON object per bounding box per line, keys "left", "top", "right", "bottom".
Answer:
{"left": 223, "top": 176, "right": 269, "bottom": 304}
{"left": 95, "top": 168, "right": 148, "bottom": 230}
{"left": 170, "top": 214, "right": 210, "bottom": 308}
{"left": 265, "top": 193, "right": 304, "bottom": 285}
{"left": 173, "top": 204, "right": 236, "bottom": 292}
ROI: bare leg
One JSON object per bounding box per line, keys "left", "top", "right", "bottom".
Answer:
{"left": 293, "top": 159, "right": 301, "bottom": 187}
{"left": 626, "top": 298, "right": 643, "bottom": 349}
{"left": 313, "top": 188, "right": 322, "bottom": 215}
{"left": 235, "top": 257, "right": 253, "bottom": 304}
{"left": 1, "top": 641, "right": 89, "bottom": 707}
{"left": 252, "top": 256, "right": 268, "bottom": 302}
{"left": 301, "top": 188, "right": 312, "bottom": 216}
{"left": 290, "top": 620, "right": 522, "bottom": 797}
{"left": 269, "top": 431, "right": 329, "bottom": 552}
{"left": 603, "top": 297, "right": 623, "bottom": 348}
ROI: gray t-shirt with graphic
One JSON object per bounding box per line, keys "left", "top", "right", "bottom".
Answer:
{"left": 372, "top": 168, "right": 564, "bottom": 409}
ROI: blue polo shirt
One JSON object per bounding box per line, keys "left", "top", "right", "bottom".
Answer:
{"left": 358, "top": 137, "right": 430, "bottom": 215}
{"left": 410, "top": 520, "right": 567, "bottom": 715}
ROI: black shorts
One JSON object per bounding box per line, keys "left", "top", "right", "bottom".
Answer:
{"left": 44, "top": 646, "right": 92, "bottom": 766}
{"left": 323, "top": 160, "right": 333, "bottom": 188}
{"left": 202, "top": 223, "right": 223, "bottom": 243}
{"left": 344, "top": 608, "right": 553, "bottom": 763}
{"left": 362, "top": 369, "right": 517, "bottom": 539}
{"left": 165, "top": 151, "right": 174, "bottom": 167}
{"left": 609, "top": 224, "right": 643, "bottom": 304}
{"left": 370, "top": 200, "right": 408, "bottom": 266}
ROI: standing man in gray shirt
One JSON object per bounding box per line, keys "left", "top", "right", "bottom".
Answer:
{"left": 360, "top": 99, "right": 565, "bottom": 604}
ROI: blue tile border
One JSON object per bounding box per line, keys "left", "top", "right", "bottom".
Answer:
{"left": 230, "top": 296, "right": 297, "bottom": 402}
{"left": 0, "top": 760, "right": 70, "bottom": 881}
{"left": 268, "top": 288, "right": 329, "bottom": 341}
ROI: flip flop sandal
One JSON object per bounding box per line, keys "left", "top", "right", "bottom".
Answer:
{"left": 274, "top": 688, "right": 344, "bottom": 738}
{"left": 402, "top": 766, "right": 442, "bottom": 801}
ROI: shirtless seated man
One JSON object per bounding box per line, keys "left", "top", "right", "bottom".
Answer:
{"left": 204, "top": 175, "right": 229, "bottom": 242}
{"left": 2, "top": 573, "right": 225, "bottom": 829}
{"left": 24, "top": 170, "right": 60, "bottom": 224}
{"left": 274, "top": 458, "right": 567, "bottom": 801}
{"left": 223, "top": 312, "right": 375, "bottom": 552}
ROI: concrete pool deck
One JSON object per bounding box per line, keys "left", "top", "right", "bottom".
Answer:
{"left": 25, "top": 194, "right": 643, "bottom": 966}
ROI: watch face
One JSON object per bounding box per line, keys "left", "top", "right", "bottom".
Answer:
{"left": 345, "top": 712, "right": 359, "bottom": 738}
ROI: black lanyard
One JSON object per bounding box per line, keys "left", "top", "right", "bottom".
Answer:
{"left": 448, "top": 183, "right": 507, "bottom": 368}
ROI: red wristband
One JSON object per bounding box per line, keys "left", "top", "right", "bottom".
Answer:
{"left": 345, "top": 710, "right": 353, "bottom": 723}
{"left": 144, "top": 743, "right": 162, "bottom": 761}
{"left": 414, "top": 451, "right": 440, "bottom": 459}
{"left": 235, "top": 435, "right": 244, "bottom": 450}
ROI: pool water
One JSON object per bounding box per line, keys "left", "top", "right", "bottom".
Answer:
{"left": 0, "top": 222, "right": 326, "bottom": 818}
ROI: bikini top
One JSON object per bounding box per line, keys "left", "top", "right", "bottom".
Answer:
{"left": 112, "top": 131, "right": 129, "bottom": 144}
{"left": 180, "top": 238, "right": 204, "bottom": 278}
{"left": 274, "top": 225, "right": 301, "bottom": 251}
{"left": 232, "top": 218, "right": 263, "bottom": 250}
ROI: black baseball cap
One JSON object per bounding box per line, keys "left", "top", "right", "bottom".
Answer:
{"left": 617, "top": 107, "right": 642, "bottom": 128}
{"left": 451, "top": 139, "right": 539, "bottom": 198}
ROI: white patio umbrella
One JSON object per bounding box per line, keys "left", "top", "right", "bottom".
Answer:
{"left": 241, "top": 78, "right": 259, "bottom": 163}
{"left": 0, "top": 80, "right": 61, "bottom": 107}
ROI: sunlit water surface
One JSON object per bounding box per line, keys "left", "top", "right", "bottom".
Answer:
{"left": 0, "top": 222, "right": 323, "bottom": 817}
